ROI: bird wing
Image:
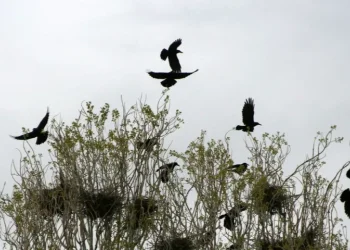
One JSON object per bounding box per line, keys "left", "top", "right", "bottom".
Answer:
{"left": 11, "top": 131, "right": 37, "bottom": 140}
{"left": 168, "top": 39, "right": 182, "bottom": 52}
{"left": 37, "top": 108, "right": 50, "bottom": 131}
{"left": 148, "top": 69, "right": 198, "bottom": 80}
{"left": 147, "top": 71, "right": 170, "bottom": 79}
{"left": 169, "top": 54, "right": 181, "bottom": 72}
{"left": 242, "top": 98, "right": 255, "bottom": 125}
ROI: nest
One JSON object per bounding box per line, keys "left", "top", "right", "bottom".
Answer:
{"left": 155, "top": 237, "right": 194, "bottom": 250}
{"left": 136, "top": 138, "right": 158, "bottom": 152}
{"left": 29, "top": 185, "right": 69, "bottom": 218}
{"left": 127, "top": 197, "right": 158, "bottom": 229}
{"left": 81, "top": 191, "right": 123, "bottom": 220}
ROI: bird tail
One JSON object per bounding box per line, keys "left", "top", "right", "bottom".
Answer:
{"left": 160, "top": 49, "right": 168, "bottom": 60}
{"left": 161, "top": 78, "right": 177, "bottom": 88}
{"left": 235, "top": 125, "right": 245, "bottom": 131}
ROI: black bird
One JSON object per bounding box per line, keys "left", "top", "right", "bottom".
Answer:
{"left": 340, "top": 188, "right": 350, "bottom": 218}
{"left": 346, "top": 168, "right": 350, "bottom": 179}
{"left": 227, "top": 163, "right": 249, "bottom": 175}
{"left": 236, "top": 98, "right": 261, "bottom": 132}
{"left": 156, "top": 162, "right": 179, "bottom": 183}
{"left": 147, "top": 69, "right": 199, "bottom": 88}
{"left": 160, "top": 39, "right": 182, "bottom": 72}
{"left": 218, "top": 203, "right": 248, "bottom": 230}
{"left": 11, "top": 108, "right": 49, "bottom": 145}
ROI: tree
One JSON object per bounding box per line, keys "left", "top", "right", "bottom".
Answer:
{"left": 0, "top": 91, "right": 348, "bottom": 249}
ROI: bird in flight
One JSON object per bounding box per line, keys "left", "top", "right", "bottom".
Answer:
{"left": 156, "top": 162, "right": 179, "bottom": 183}
{"left": 218, "top": 203, "right": 248, "bottom": 230}
{"left": 236, "top": 98, "right": 261, "bottom": 132}
{"left": 227, "top": 163, "right": 249, "bottom": 175}
{"left": 11, "top": 108, "right": 50, "bottom": 145}
{"left": 160, "top": 39, "right": 183, "bottom": 72}
{"left": 147, "top": 69, "right": 199, "bottom": 88}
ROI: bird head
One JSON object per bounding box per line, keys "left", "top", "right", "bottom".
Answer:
{"left": 242, "top": 163, "right": 249, "bottom": 167}
{"left": 254, "top": 122, "right": 262, "bottom": 126}
{"left": 176, "top": 50, "right": 183, "bottom": 54}
{"left": 174, "top": 162, "right": 180, "bottom": 167}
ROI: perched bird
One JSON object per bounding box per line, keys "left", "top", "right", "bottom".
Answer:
{"left": 136, "top": 137, "right": 158, "bottom": 152}
{"left": 227, "top": 163, "right": 249, "bottom": 175}
{"left": 11, "top": 108, "right": 50, "bottom": 145}
{"left": 147, "top": 69, "right": 199, "bottom": 88}
{"left": 340, "top": 188, "right": 350, "bottom": 218}
{"left": 218, "top": 203, "right": 248, "bottom": 230}
{"left": 156, "top": 162, "right": 179, "bottom": 183}
{"left": 160, "top": 39, "right": 183, "bottom": 72}
{"left": 236, "top": 98, "right": 261, "bottom": 132}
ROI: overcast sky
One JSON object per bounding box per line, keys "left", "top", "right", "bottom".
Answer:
{"left": 0, "top": 0, "right": 350, "bottom": 246}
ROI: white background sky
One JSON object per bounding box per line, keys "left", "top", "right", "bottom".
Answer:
{"left": 0, "top": 0, "right": 350, "bottom": 247}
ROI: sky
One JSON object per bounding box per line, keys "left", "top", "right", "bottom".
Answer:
{"left": 0, "top": 0, "right": 350, "bottom": 247}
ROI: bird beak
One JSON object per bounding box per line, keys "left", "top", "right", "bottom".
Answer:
{"left": 178, "top": 51, "right": 183, "bottom": 53}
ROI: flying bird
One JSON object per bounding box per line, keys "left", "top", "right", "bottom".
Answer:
{"left": 236, "top": 98, "right": 261, "bottom": 132}
{"left": 11, "top": 108, "right": 50, "bottom": 145}
{"left": 147, "top": 70, "right": 199, "bottom": 88}
{"left": 156, "top": 162, "right": 179, "bottom": 183}
{"left": 227, "top": 163, "right": 249, "bottom": 175}
{"left": 218, "top": 203, "right": 248, "bottom": 230}
{"left": 340, "top": 188, "right": 350, "bottom": 218}
{"left": 160, "top": 39, "right": 183, "bottom": 72}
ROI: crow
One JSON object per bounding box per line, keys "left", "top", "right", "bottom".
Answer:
{"left": 227, "top": 163, "right": 249, "bottom": 175}
{"left": 11, "top": 108, "right": 49, "bottom": 145}
{"left": 160, "top": 39, "right": 182, "bottom": 72}
{"left": 236, "top": 98, "right": 261, "bottom": 132}
{"left": 156, "top": 162, "right": 179, "bottom": 183}
{"left": 148, "top": 69, "right": 199, "bottom": 88}
{"left": 218, "top": 203, "right": 248, "bottom": 230}
{"left": 340, "top": 188, "right": 350, "bottom": 218}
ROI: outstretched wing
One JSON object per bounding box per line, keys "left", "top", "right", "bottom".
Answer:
{"left": 11, "top": 131, "right": 37, "bottom": 140}
{"left": 169, "top": 55, "right": 181, "bottom": 72}
{"left": 148, "top": 69, "right": 199, "bottom": 80}
{"left": 242, "top": 98, "right": 255, "bottom": 126}
{"left": 37, "top": 108, "right": 50, "bottom": 131}
{"left": 148, "top": 71, "right": 169, "bottom": 79}
{"left": 168, "top": 39, "right": 182, "bottom": 52}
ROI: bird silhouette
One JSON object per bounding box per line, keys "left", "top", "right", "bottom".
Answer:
{"left": 236, "top": 98, "right": 261, "bottom": 132}
{"left": 218, "top": 203, "right": 248, "bottom": 230}
{"left": 227, "top": 163, "right": 249, "bottom": 175}
{"left": 11, "top": 108, "right": 50, "bottom": 145}
{"left": 340, "top": 188, "right": 350, "bottom": 218}
{"left": 148, "top": 70, "right": 199, "bottom": 88}
{"left": 160, "top": 39, "right": 182, "bottom": 72}
{"left": 156, "top": 162, "right": 179, "bottom": 183}
{"left": 346, "top": 168, "right": 350, "bottom": 179}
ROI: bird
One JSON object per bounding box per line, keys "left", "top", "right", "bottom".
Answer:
{"left": 11, "top": 108, "right": 50, "bottom": 145}
{"left": 235, "top": 98, "right": 261, "bottom": 132}
{"left": 227, "top": 163, "right": 249, "bottom": 175}
{"left": 147, "top": 69, "right": 199, "bottom": 88}
{"left": 346, "top": 168, "right": 350, "bottom": 179}
{"left": 160, "top": 39, "right": 183, "bottom": 72}
{"left": 156, "top": 162, "right": 179, "bottom": 183}
{"left": 340, "top": 188, "right": 350, "bottom": 218}
{"left": 218, "top": 203, "right": 248, "bottom": 230}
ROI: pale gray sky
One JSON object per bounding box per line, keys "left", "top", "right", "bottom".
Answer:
{"left": 0, "top": 0, "right": 350, "bottom": 246}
